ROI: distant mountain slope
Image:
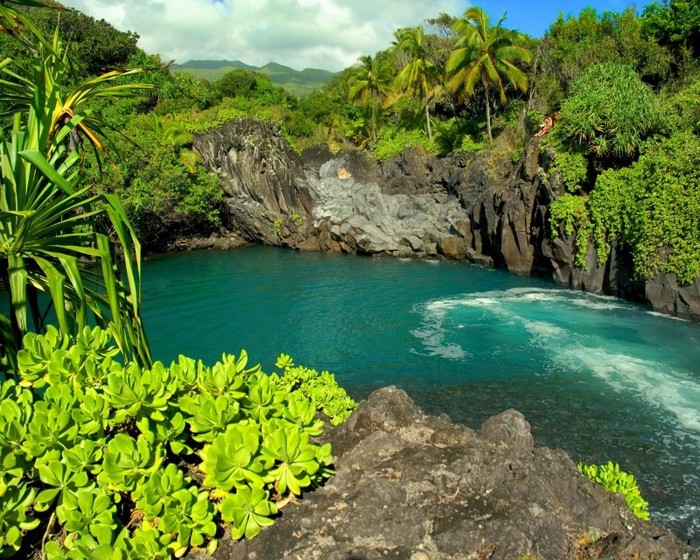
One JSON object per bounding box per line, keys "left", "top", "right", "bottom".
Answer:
{"left": 171, "top": 60, "right": 336, "bottom": 97}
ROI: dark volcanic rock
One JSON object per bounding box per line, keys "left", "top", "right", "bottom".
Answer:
{"left": 196, "top": 120, "right": 700, "bottom": 320}
{"left": 202, "top": 388, "right": 698, "bottom": 560}
{"left": 194, "top": 119, "right": 315, "bottom": 247}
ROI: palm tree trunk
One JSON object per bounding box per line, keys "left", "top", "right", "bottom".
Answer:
{"left": 484, "top": 88, "right": 492, "bottom": 142}
{"left": 371, "top": 98, "right": 377, "bottom": 143}
{"left": 425, "top": 100, "right": 432, "bottom": 140}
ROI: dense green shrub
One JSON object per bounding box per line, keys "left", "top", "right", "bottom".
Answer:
{"left": 549, "top": 146, "right": 589, "bottom": 193}
{"left": 549, "top": 193, "right": 593, "bottom": 268}
{"left": 551, "top": 63, "right": 667, "bottom": 160}
{"left": 0, "top": 326, "right": 356, "bottom": 558}
{"left": 373, "top": 127, "right": 435, "bottom": 161}
{"left": 589, "top": 131, "right": 700, "bottom": 283}
{"left": 431, "top": 118, "right": 484, "bottom": 156}
{"left": 550, "top": 131, "right": 700, "bottom": 283}
{"left": 578, "top": 461, "right": 650, "bottom": 520}
{"left": 80, "top": 116, "right": 225, "bottom": 251}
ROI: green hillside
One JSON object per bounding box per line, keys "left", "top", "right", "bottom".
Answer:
{"left": 171, "top": 59, "right": 335, "bottom": 97}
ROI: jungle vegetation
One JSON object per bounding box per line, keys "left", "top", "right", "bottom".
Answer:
{"left": 5, "top": 1, "right": 698, "bottom": 281}
{"left": 0, "top": 1, "right": 695, "bottom": 557}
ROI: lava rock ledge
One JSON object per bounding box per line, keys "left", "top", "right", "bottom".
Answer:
{"left": 197, "top": 387, "right": 699, "bottom": 560}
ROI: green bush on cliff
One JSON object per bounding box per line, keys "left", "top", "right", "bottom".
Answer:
{"left": 0, "top": 326, "right": 357, "bottom": 558}
{"left": 578, "top": 461, "right": 650, "bottom": 520}
{"left": 551, "top": 131, "right": 700, "bottom": 283}
{"left": 373, "top": 126, "right": 434, "bottom": 162}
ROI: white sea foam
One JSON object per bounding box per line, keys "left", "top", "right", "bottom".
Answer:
{"left": 569, "top": 298, "right": 625, "bottom": 311}
{"left": 414, "top": 286, "right": 700, "bottom": 440}
{"left": 521, "top": 318, "right": 567, "bottom": 338}
{"left": 555, "top": 345, "right": 700, "bottom": 438}
{"left": 647, "top": 311, "right": 688, "bottom": 322}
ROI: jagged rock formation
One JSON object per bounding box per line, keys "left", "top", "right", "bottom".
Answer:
{"left": 194, "top": 119, "right": 315, "bottom": 247}
{"left": 194, "top": 118, "right": 700, "bottom": 320}
{"left": 201, "top": 387, "right": 699, "bottom": 560}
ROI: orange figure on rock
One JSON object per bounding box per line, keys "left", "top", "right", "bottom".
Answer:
{"left": 535, "top": 115, "right": 553, "bottom": 137}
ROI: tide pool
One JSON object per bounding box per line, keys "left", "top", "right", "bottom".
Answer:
{"left": 142, "top": 247, "right": 700, "bottom": 545}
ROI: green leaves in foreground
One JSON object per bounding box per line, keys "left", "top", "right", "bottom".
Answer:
{"left": 578, "top": 461, "right": 650, "bottom": 520}
{"left": 0, "top": 326, "right": 357, "bottom": 558}
{"left": 219, "top": 486, "right": 277, "bottom": 540}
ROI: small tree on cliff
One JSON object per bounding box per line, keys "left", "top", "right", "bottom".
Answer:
{"left": 348, "top": 54, "right": 394, "bottom": 143}
{"left": 446, "top": 7, "right": 531, "bottom": 141}
{"left": 392, "top": 25, "right": 442, "bottom": 140}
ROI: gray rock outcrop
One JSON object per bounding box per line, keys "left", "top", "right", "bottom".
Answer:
{"left": 204, "top": 387, "right": 699, "bottom": 560}
{"left": 194, "top": 119, "right": 315, "bottom": 247}
{"left": 193, "top": 118, "right": 700, "bottom": 321}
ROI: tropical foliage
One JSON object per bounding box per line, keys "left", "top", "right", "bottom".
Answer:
{"left": 0, "top": 2, "right": 152, "bottom": 375}
{"left": 0, "top": 326, "right": 356, "bottom": 558}
{"left": 578, "top": 461, "right": 650, "bottom": 521}
{"left": 446, "top": 7, "right": 531, "bottom": 141}
{"left": 348, "top": 54, "right": 393, "bottom": 143}
{"left": 393, "top": 26, "right": 441, "bottom": 140}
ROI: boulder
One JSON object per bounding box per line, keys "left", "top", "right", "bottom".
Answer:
{"left": 200, "top": 388, "right": 699, "bottom": 560}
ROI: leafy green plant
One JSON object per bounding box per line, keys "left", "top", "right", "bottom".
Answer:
{"left": 261, "top": 427, "right": 327, "bottom": 496}
{"left": 218, "top": 486, "right": 278, "bottom": 540}
{"left": 276, "top": 354, "right": 357, "bottom": 425}
{"left": 0, "top": 484, "right": 39, "bottom": 556}
{"left": 578, "top": 461, "right": 650, "bottom": 520}
{"left": 0, "top": 326, "right": 356, "bottom": 558}
{"left": 200, "top": 422, "right": 271, "bottom": 492}
{"left": 56, "top": 488, "right": 118, "bottom": 548}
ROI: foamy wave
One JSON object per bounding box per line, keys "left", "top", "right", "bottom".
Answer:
{"left": 647, "top": 311, "right": 688, "bottom": 322}
{"left": 521, "top": 319, "right": 567, "bottom": 338}
{"left": 569, "top": 298, "right": 625, "bottom": 311}
{"left": 414, "top": 287, "right": 700, "bottom": 439}
{"left": 556, "top": 345, "right": 700, "bottom": 438}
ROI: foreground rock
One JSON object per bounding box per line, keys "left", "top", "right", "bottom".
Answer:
{"left": 204, "top": 388, "right": 698, "bottom": 560}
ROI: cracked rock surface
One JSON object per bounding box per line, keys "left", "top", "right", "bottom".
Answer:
{"left": 199, "top": 387, "right": 699, "bottom": 560}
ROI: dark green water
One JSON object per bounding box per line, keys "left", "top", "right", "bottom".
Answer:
{"left": 142, "top": 247, "right": 700, "bottom": 545}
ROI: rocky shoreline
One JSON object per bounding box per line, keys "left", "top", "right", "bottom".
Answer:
{"left": 191, "top": 118, "right": 700, "bottom": 321}
{"left": 190, "top": 387, "right": 700, "bottom": 560}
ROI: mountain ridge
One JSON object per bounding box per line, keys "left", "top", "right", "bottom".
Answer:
{"left": 171, "top": 59, "right": 336, "bottom": 97}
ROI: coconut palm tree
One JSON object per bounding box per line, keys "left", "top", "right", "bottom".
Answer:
{"left": 348, "top": 54, "right": 394, "bottom": 143}
{"left": 0, "top": 5, "right": 152, "bottom": 375}
{"left": 446, "top": 7, "right": 531, "bottom": 141}
{"left": 392, "top": 25, "right": 441, "bottom": 139}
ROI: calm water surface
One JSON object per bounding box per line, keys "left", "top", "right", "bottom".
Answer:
{"left": 142, "top": 247, "right": 700, "bottom": 545}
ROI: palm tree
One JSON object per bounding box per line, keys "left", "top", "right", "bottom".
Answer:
{"left": 0, "top": 6, "right": 152, "bottom": 374}
{"left": 392, "top": 26, "right": 441, "bottom": 139}
{"left": 348, "top": 54, "right": 394, "bottom": 143}
{"left": 446, "top": 7, "right": 531, "bottom": 141}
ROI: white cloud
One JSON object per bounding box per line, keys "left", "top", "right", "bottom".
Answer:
{"left": 59, "top": 0, "right": 469, "bottom": 71}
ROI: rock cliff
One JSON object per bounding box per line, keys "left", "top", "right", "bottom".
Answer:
{"left": 198, "top": 387, "right": 699, "bottom": 560}
{"left": 194, "top": 118, "right": 700, "bottom": 321}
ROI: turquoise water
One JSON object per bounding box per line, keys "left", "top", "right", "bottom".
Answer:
{"left": 142, "top": 247, "right": 700, "bottom": 545}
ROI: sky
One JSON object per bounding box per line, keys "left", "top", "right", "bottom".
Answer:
{"left": 58, "top": 0, "right": 656, "bottom": 72}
